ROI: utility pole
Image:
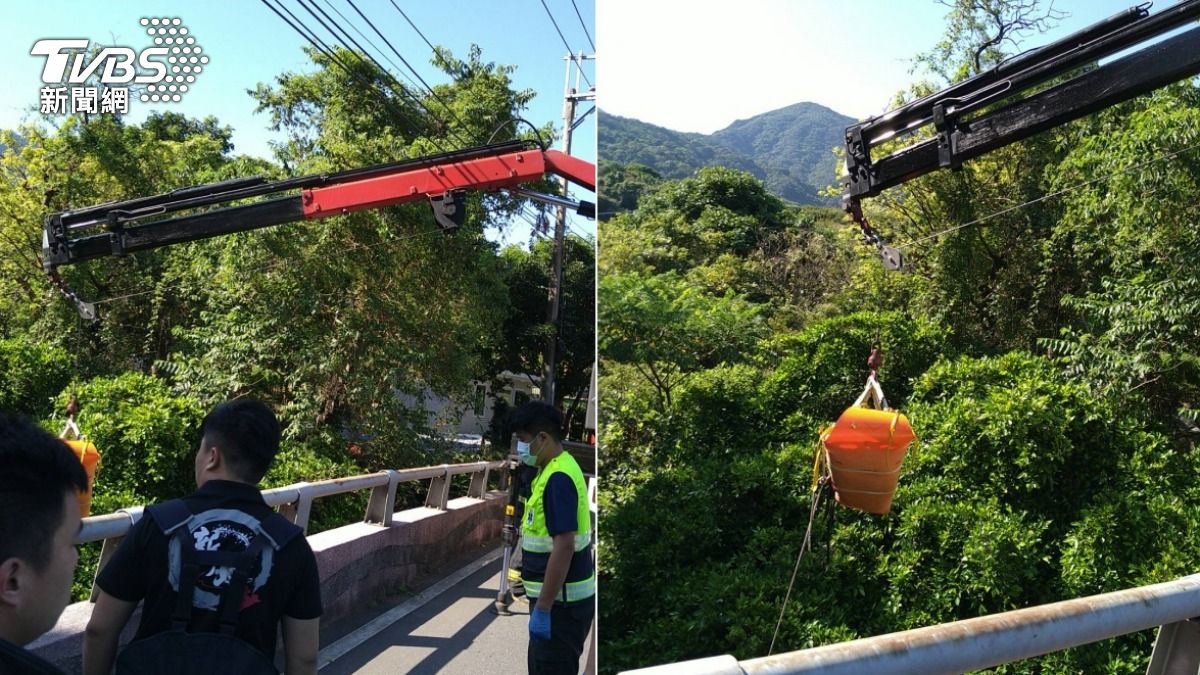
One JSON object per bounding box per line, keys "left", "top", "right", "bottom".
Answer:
{"left": 543, "top": 51, "right": 595, "bottom": 405}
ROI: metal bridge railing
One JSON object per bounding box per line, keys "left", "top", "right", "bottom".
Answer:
{"left": 623, "top": 573, "right": 1200, "bottom": 675}
{"left": 77, "top": 460, "right": 506, "bottom": 601}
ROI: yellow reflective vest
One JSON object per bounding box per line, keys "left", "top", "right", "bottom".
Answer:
{"left": 521, "top": 451, "right": 595, "bottom": 603}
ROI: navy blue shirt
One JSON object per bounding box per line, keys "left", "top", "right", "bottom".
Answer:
{"left": 544, "top": 473, "right": 580, "bottom": 536}
{"left": 96, "top": 480, "right": 322, "bottom": 657}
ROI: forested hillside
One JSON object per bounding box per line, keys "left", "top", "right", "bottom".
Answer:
{"left": 598, "top": 3, "right": 1200, "bottom": 671}
{"left": 710, "top": 102, "right": 854, "bottom": 200}
{"left": 598, "top": 102, "right": 852, "bottom": 208}
{"left": 598, "top": 111, "right": 769, "bottom": 184}
{"left": 0, "top": 45, "right": 594, "bottom": 601}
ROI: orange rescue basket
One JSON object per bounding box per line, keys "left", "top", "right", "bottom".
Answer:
{"left": 61, "top": 418, "right": 101, "bottom": 518}
{"left": 820, "top": 375, "right": 915, "bottom": 514}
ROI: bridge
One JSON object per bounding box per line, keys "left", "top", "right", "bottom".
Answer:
{"left": 28, "top": 449, "right": 597, "bottom": 674}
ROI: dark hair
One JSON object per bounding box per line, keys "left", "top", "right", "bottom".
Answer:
{"left": 199, "top": 400, "right": 280, "bottom": 483}
{"left": 509, "top": 401, "right": 563, "bottom": 442}
{"left": 0, "top": 413, "right": 88, "bottom": 571}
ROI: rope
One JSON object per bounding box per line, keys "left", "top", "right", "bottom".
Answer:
{"left": 770, "top": 447, "right": 830, "bottom": 656}
{"left": 90, "top": 224, "right": 447, "bottom": 306}
{"left": 894, "top": 138, "right": 1200, "bottom": 250}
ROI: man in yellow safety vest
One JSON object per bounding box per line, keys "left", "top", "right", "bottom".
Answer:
{"left": 510, "top": 401, "right": 594, "bottom": 675}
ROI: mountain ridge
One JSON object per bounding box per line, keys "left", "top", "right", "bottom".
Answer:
{"left": 599, "top": 102, "right": 855, "bottom": 205}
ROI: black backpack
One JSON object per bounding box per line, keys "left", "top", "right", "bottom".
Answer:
{"left": 115, "top": 499, "right": 302, "bottom": 675}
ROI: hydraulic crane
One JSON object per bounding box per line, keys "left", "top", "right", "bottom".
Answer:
{"left": 41, "top": 139, "right": 596, "bottom": 318}
{"left": 841, "top": 0, "right": 1200, "bottom": 270}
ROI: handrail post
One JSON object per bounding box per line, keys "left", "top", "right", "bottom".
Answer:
{"left": 364, "top": 470, "right": 400, "bottom": 525}
{"left": 425, "top": 464, "right": 451, "bottom": 510}
{"left": 468, "top": 463, "right": 490, "bottom": 498}
{"left": 277, "top": 481, "right": 312, "bottom": 531}
{"left": 1147, "top": 620, "right": 1200, "bottom": 674}
{"left": 89, "top": 506, "right": 143, "bottom": 602}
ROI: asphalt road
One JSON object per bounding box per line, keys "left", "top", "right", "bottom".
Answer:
{"left": 319, "top": 548, "right": 593, "bottom": 674}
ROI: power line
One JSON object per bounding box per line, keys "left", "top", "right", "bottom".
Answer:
{"left": 260, "top": 0, "right": 436, "bottom": 149}
{"left": 895, "top": 139, "right": 1200, "bottom": 251}
{"left": 388, "top": 1, "right": 438, "bottom": 54}
{"left": 291, "top": 0, "right": 467, "bottom": 151}
{"left": 568, "top": 0, "right": 595, "bottom": 52}
{"left": 318, "top": 0, "right": 423, "bottom": 92}
{"left": 295, "top": 0, "right": 414, "bottom": 100}
{"left": 538, "top": 0, "right": 593, "bottom": 89}
{"left": 344, "top": 0, "right": 476, "bottom": 142}
{"left": 566, "top": 223, "right": 593, "bottom": 241}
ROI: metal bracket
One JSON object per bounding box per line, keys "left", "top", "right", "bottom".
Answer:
{"left": 425, "top": 466, "right": 452, "bottom": 510}
{"left": 932, "top": 102, "right": 962, "bottom": 170}
{"left": 43, "top": 214, "right": 70, "bottom": 270}
{"left": 106, "top": 210, "right": 128, "bottom": 257}
{"left": 429, "top": 191, "right": 466, "bottom": 233}
{"left": 842, "top": 125, "right": 874, "bottom": 198}
{"left": 364, "top": 470, "right": 400, "bottom": 526}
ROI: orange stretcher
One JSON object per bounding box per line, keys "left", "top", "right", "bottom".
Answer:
{"left": 819, "top": 375, "right": 915, "bottom": 514}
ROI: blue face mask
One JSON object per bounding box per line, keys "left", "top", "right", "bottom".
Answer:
{"left": 516, "top": 440, "right": 537, "bottom": 466}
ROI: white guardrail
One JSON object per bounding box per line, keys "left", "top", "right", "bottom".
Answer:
{"left": 76, "top": 460, "right": 507, "bottom": 600}
{"left": 622, "top": 574, "right": 1200, "bottom": 675}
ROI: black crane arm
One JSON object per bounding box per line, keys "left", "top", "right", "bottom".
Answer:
{"left": 841, "top": 0, "right": 1200, "bottom": 269}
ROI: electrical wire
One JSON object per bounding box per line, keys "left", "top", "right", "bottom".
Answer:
{"left": 894, "top": 138, "right": 1200, "bottom": 251}
{"left": 260, "top": 0, "right": 435, "bottom": 148}
{"left": 487, "top": 117, "right": 549, "bottom": 149}
{"left": 388, "top": 1, "right": 438, "bottom": 55}
{"left": 291, "top": 0, "right": 466, "bottom": 152}
{"left": 318, "top": 0, "right": 423, "bottom": 93}
{"left": 264, "top": 0, "right": 477, "bottom": 157}
{"left": 568, "top": 0, "right": 596, "bottom": 52}
{"left": 344, "top": 0, "right": 476, "bottom": 142}
{"left": 538, "top": 0, "right": 593, "bottom": 89}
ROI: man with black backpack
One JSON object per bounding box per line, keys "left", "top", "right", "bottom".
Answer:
{"left": 82, "top": 400, "right": 321, "bottom": 675}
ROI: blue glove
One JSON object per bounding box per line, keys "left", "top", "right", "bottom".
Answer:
{"left": 530, "top": 606, "right": 552, "bottom": 641}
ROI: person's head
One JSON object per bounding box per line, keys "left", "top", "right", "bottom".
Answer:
{"left": 509, "top": 401, "right": 563, "bottom": 467}
{"left": 0, "top": 414, "right": 88, "bottom": 646}
{"left": 194, "top": 400, "right": 280, "bottom": 486}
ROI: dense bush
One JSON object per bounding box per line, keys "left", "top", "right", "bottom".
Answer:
{"left": 0, "top": 338, "right": 74, "bottom": 419}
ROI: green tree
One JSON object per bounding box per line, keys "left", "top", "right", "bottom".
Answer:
{"left": 600, "top": 271, "right": 764, "bottom": 410}
{"left": 492, "top": 234, "right": 596, "bottom": 420}
{"left": 597, "top": 160, "right": 662, "bottom": 218}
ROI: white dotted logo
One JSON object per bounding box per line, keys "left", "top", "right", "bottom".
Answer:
{"left": 138, "top": 17, "right": 207, "bottom": 104}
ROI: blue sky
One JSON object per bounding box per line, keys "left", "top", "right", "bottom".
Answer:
{"left": 1, "top": 0, "right": 596, "bottom": 248}
{"left": 601, "top": 0, "right": 1173, "bottom": 133}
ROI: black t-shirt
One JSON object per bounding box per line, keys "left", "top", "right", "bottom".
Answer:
{"left": 0, "top": 636, "right": 63, "bottom": 674}
{"left": 96, "top": 480, "right": 322, "bottom": 657}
